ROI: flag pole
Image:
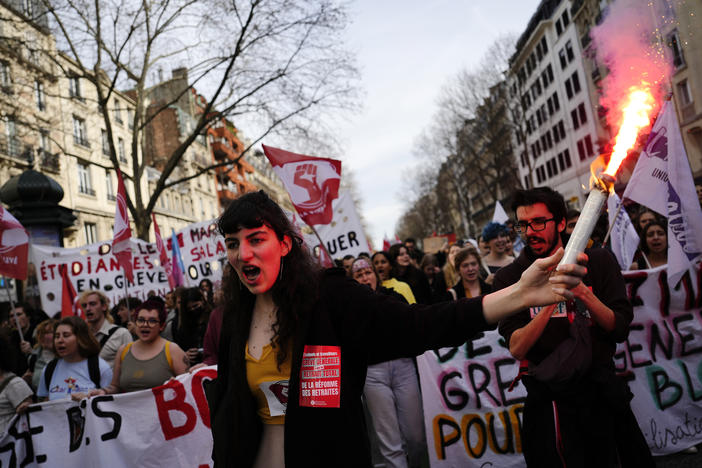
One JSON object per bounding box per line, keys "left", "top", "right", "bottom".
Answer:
{"left": 309, "top": 225, "right": 333, "bottom": 262}
{"left": 3, "top": 276, "right": 23, "bottom": 341}
{"left": 602, "top": 201, "right": 625, "bottom": 246}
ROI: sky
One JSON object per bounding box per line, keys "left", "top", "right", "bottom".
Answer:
{"left": 340, "top": 0, "right": 541, "bottom": 248}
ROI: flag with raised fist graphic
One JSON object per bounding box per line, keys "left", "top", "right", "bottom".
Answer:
{"left": 262, "top": 145, "right": 342, "bottom": 226}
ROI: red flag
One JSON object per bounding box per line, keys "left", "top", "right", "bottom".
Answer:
{"left": 112, "top": 171, "right": 133, "bottom": 283}
{"left": 60, "top": 265, "right": 84, "bottom": 318}
{"left": 0, "top": 206, "right": 29, "bottom": 280}
{"left": 153, "top": 214, "right": 175, "bottom": 288}
{"left": 262, "top": 145, "right": 341, "bottom": 226}
{"left": 318, "top": 243, "right": 334, "bottom": 268}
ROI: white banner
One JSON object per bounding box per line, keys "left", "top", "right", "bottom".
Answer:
{"left": 417, "top": 331, "right": 527, "bottom": 467}
{"left": 312, "top": 191, "right": 369, "bottom": 259}
{"left": 0, "top": 367, "right": 217, "bottom": 467}
{"left": 418, "top": 264, "right": 702, "bottom": 466}
{"left": 31, "top": 219, "right": 226, "bottom": 313}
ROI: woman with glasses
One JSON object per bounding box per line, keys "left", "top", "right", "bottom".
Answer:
{"left": 97, "top": 298, "right": 188, "bottom": 394}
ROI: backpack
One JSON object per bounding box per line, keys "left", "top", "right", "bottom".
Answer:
{"left": 44, "top": 355, "right": 101, "bottom": 392}
{"left": 0, "top": 373, "right": 17, "bottom": 394}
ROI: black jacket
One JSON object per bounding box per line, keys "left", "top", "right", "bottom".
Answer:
{"left": 207, "top": 268, "right": 491, "bottom": 468}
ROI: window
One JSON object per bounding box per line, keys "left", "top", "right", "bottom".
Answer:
{"left": 577, "top": 139, "right": 586, "bottom": 160}
{"left": 578, "top": 103, "right": 587, "bottom": 124}
{"left": 565, "top": 80, "right": 573, "bottom": 99}
{"left": 200, "top": 198, "right": 205, "bottom": 218}
{"left": 559, "top": 49, "right": 567, "bottom": 69}
{"left": 520, "top": 151, "right": 527, "bottom": 167}
{"left": 524, "top": 176, "right": 530, "bottom": 189}
{"left": 39, "top": 130, "right": 49, "bottom": 153}
{"left": 572, "top": 71, "right": 581, "bottom": 94}
{"left": 101, "top": 130, "right": 110, "bottom": 156}
{"left": 77, "top": 162, "right": 94, "bottom": 195}
{"left": 5, "top": 117, "right": 18, "bottom": 157}
{"left": 114, "top": 100, "right": 123, "bottom": 124}
{"left": 23, "top": 0, "right": 33, "bottom": 18}
{"left": 73, "top": 116, "right": 89, "bottom": 147}
{"left": 584, "top": 135, "right": 594, "bottom": 157}
{"left": 0, "top": 61, "right": 11, "bottom": 91}
{"left": 553, "top": 124, "right": 561, "bottom": 144}
{"left": 541, "top": 36, "right": 548, "bottom": 54}
{"left": 556, "top": 18, "right": 563, "bottom": 36}
{"left": 84, "top": 223, "right": 97, "bottom": 244}
{"left": 106, "top": 170, "right": 115, "bottom": 201}
{"left": 128, "top": 109, "right": 134, "bottom": 130}
{"left": 118, "top": 137, "right": 127, "bottom": 163}
{"left": 561, "top": 10, "right": 570, "bottom": 28}
{"left": 571, "top": 109, "right": 580, "bottom": 130}
{"left": 69, "top": 76, "right": 82, "bottom": 100}
{"left": 35, "top": 80, "right": 45, "bottom": 111}
{"left": 558, "top": 120, "right": 565, "bottom": 140}
{"left": 677, "top": 79, "right": 693, "bottom": 107}
{"left": 558, "top": 152, "right": 565, "bottom": 171}
{"left": 565, "top": 41, "right": 574, "bottom": 62}
{"left": 563, "top": 149, "right": 572, "bottom": 168}
{"left": 552, "top": 92, "right": 560, "bottom": 112}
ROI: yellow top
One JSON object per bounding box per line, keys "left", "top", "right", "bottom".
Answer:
{"left": 246, "top": 342, "right": 291, "bottom": 425}
{"left": 381, "top": 278, "right": 417, "bottom": 304}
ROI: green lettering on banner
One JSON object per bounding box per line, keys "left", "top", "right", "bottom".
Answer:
{"left": 647, "top": 365, "right": 682, "bottom": 410}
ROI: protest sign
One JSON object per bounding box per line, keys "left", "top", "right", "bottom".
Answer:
{"left": 31, "top": 219, "right": 226, "bottom": 312}
{"left": 311, "top": 191, "right": 369, "bottom": 259}
{"left": 0, "top": 367, "right": 217, "bottom": 467}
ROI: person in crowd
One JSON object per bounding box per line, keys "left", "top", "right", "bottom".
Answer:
{"left": 482, "top": 222, "right": 515, "bottom": 283}
{"left": 198, "top": 264, "right": 232, "bottom": 367}
{"left": 200, "top": 279, "right": 215, "bottom": 306}
{"left": 8, "top": 304, "right": 36, "bottom": 376}
{"left": 404, "top": 237, "right": 424, "bottom": 266}
{"left": 477, "top": 234, "right": 490, "bottom": 258}
{"left": 111, "top": 297, "right": 142, "bottom": 339}
{"left": 357, "top": 252, "right": 371, "bottom": 260}
{"left": 96, "top": 298, "right": 188, "bottom": 394}
{"left": 442, "top": 243, "right": 461, "bottom": 290}
{"left": 419, "top": 254, "right": 448, "bottom": 303}
{"left": 37, "top": 316, "right": 113, "bottom": 401}
{"left": 636, "top": 207, "right": 658, "bottom": 232}
{"left": 0, "top": 332, "right": 33, "bottom": 435}
{"left": 206, "top": 190, "right": 586, "bottom": 468}
{"left": 565, "top": 209, "right": 580, "bottom": 235}
{"left": 341, "top": 255, "right": 355, "bottom": 277}
{"left": 388, "top": 243, "right": 432, "bottom": 304}
{"left": 371, "top": 251, "right": 416, "bottom": 304}
{"left": 449, "top": 247, "right": 492, "bottom": 300}
{"left": 161, "top": 287, "right": 182, "bottom": 341}
{"left": 631, "top": 220, "right": 668, "bottom": 270}
{"left": 506, "top": 220, "right": 525, "bottom": 256}
{"left": 350, "top": 257, "right": 427, "bottom": 468}
{"left": 79, "top": 290, "right": 133, "bottom": 368}
{"left": 23, "top": 319, "right": 56, "bottom": 391}
{"left": 496, "top": 187, "right": 653, "bottom": 468}
{"left": 173, "top": 287, "right": 211, "bottom": 366}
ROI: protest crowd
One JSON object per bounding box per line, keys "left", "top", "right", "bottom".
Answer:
{"left": 1, "top": 175, "right": 701, "bottom": 468}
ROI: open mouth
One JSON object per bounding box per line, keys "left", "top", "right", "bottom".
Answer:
{"left": 56, "top": 346, "right": 66, "bottom": 354}
{"left": 241, "top": 265, "right": 261, "bottom": 283}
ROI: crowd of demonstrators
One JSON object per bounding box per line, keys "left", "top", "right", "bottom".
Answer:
{"left": 371, "top": 251, "right": 416, "bottom": 304}
{"left": 24, "top": 319, "right": 56, "bottom": 391}
{"left": 205, "top": 190, "right": 585, "bottom": 468}
{"left": 350, "top": 257, "right": 427, "bottom": 468}
{"left": 419, "top": 254, "right": 449, "bottom": 303}
{"left": 97, "top": 298, "right": 187, "bottom": 395}
{"left": 172, "top": 287, "right": 211, "bottom": 366}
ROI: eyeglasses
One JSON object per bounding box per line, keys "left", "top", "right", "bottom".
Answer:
{"left": 136, "top": 318, "right": 160, "bottom": 327}
{"left": 515, "top": 218, "right": 556, "bottom": 233}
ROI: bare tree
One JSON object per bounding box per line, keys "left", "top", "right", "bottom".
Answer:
{"left": 12, "top": 0, "right": 359, "bottom": 239}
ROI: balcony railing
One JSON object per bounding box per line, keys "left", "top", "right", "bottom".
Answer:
{"left": 39, "top": 150, "right": 60, "bottom": 173}
{"left": 78, "top": 185, "right": 96, "bottom": 196}
{"left": 74, "top": 135, "right": 91, "bottom": 148}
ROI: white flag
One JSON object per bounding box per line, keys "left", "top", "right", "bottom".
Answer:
{"left": 492, "top": 200, "right": 509, "bottom": 224}
{"left": 607, "top": 192, "right": 639, "bottom": 270}
{"left": 623, "top": 101, "right": 702, "bottom": 285}
{"left": 313, "top": 191, "right": 369, "bottom": 259}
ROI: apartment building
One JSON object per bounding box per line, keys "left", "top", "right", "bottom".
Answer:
{"left": 508, "top": 0, "right": 608, "bottom": 209}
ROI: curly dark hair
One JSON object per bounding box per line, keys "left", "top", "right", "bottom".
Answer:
{"left": 218, "top": 190, "right": 320, "bottom": 368}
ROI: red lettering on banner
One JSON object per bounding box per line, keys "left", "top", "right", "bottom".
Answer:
{"left": 191, "top": 368, "right": 217, "bottom": 428}
{"left": 153, "top": 380, "right": 197, "bottom": 440}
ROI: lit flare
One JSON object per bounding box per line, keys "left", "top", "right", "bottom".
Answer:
{"left": 603, "top": 87, "right": 655, "bottom": 177}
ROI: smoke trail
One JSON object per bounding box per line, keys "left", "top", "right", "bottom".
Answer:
{"left": 590, "top": 0, "right": 673, "bottom": 129}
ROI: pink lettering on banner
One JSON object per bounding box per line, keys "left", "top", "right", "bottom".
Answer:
{"left": 299, "top": 345, "right": 341, "bottom": 408}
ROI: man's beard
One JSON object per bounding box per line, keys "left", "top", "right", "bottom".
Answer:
{"left": 524, "top": 232, "right": 561, "bottom": 259}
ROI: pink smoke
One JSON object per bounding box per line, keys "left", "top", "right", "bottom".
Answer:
{"left": 590, "top": 0, "right": 673, "bottom": 130}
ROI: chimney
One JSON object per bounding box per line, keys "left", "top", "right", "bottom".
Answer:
{"left": 172, "top": 67, "right": 188, "bottom": 82}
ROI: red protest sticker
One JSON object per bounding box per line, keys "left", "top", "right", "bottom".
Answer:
{"left": 299, "top": 345, "right": 341, "bottom": 408}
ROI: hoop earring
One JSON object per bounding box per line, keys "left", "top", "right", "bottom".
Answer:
{"left": 279, "top": 257, "right": 284, "bottom": 281}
